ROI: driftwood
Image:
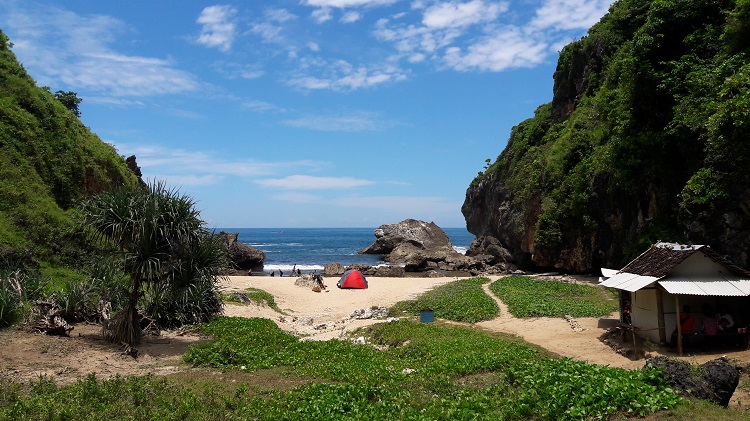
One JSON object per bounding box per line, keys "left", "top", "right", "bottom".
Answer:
{"left": 120, "top": 341, "right": 138, "bottom": 358}
{"left": 28, "top": 301, "right": 73, "bottom": 336}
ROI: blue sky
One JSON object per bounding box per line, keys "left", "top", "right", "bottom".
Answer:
{"left": 0, "top": 0, "right": 614, "bottom": 229}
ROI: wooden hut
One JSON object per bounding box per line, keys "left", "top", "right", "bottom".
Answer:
{"left": 599, "top": 242, "right": 750, "bottom": 355}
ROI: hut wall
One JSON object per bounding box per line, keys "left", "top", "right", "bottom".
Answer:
{"left": 631, "top": 289, "right": 661, "bottom": 342}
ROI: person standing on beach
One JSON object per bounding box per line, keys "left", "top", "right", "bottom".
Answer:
{"left": 279, "top": 268, "right": 284, "bottom": 277}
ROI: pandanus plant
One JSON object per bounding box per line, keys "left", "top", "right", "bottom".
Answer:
{"left": 80, "top": 182, "right": 227, "bottom": 346}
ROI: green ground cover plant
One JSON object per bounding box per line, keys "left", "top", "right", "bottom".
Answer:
{"left": 223, "top": 287, "right": 283, "bottom": 313}
{"left": 389, "top": 277, "right": 499, "bottom": 323}
{"left": 489, "top": 276, "right": 617, "bottom": 318}
{"left": 180, "top": 316, "right": 679, "bottom": 419}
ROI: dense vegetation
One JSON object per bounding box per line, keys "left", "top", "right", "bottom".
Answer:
{"left": 467, "top": 0, "right": 750, "bottom": 270}
{"left": 0, "top": 29, "right": 139, "bottom": 271}
{"left": 489, "top": 276, "right": 618, "bottom": 318}
{"left": 0, "top": 28, "right": 226, "bottom": 334}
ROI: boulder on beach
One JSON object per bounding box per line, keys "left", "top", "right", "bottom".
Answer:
{"left": 218, "top": 232, "right": 265, "bottom": 274}
{"left": 358, "top": 219, "right": 468, "bottom": 271}
{"left": 324, "top": 262, "right": 344, "bottom": 276}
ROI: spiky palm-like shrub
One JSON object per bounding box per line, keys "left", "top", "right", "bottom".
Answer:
{"left": 80, "top": 182, "right": 228, "bottom": 346}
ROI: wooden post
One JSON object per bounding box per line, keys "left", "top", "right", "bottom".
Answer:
{"left": 656, "top": 287, "right": 666, "bottom": 344}
{"left": 675, "top": 295, "right": 683, "bottom": 356}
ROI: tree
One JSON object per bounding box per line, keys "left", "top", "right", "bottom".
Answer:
{"left": 80, "top": 182, "right": 228, "bottom": 346}
{"left": 54, "top": 90, "right": 82, "bottom": 117}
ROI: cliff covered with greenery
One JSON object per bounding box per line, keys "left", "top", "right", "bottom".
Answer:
{"left": 0, "top": 29, "right": 139, "bottom": 270}
{"left": 463, "top": 0, "right": 750, "bottom": 272}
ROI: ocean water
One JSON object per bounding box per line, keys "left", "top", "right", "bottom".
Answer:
{"left": 219, "top": 227, "right": 475, "bottom": 274}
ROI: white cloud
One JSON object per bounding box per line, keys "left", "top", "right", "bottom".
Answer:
{"left": 443, "top": 27, "right": 548, "bottom": 71}
{"left": 116, "top": 144, "right": 322, "bottom": 188}
{"left": 257, "top": 175, "right": 375, "bottom": 189}
{"left": 303, "top": 0, "right": 398, "bottom": 8}
{"left": 340, "top": 11, "right": 362, "bottom": 23}
{"left": 265, "top": 8, "right": 297, "bottom": 23}
{"left": 85, "top": 97, "right": 145, "bottom": 107}
{"left": 251, "top": 22, "right": 285, "bottom": 43}
{"left": 289, "top": 58, "right": 407, "bottom": 91}
{"left": 531, "top": 0, "right": 615, "bottom": 31}
{"left": 282, "top": 111, "right": 390, "bottom": 131}
{"left": 3, "top": 5, "right": 199, "bottom": 97}
{"left": 307, "top": 41, "right": 321, "bottom": 52}
{"left": 311, "top": 8, "right": 333, "bottom": 23}
{"left": 422, "top": 0, "right": 507, "bottom": 28}
{"left": 242, "top": 99, "right": 285, "bottom": 112}
{"left": 196, "top": 5, "right": 238, "bottom": 52}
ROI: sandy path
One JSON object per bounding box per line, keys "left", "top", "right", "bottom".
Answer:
{"left": 475, "top": 283, "right": 643, "bottom": 369}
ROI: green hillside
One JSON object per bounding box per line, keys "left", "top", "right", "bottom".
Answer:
{"left": 464, "top": 0, "right": 750, "bottom": 272}
{"left": 0, "top": 29, "right": 139, "bottom": 270}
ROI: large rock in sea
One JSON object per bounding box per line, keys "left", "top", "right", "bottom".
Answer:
{"left": 359, "top": 219, "right": 469, "bottom": 271}
{"left": 644, "top": 356, "right": 739, "bottom": 408}
{"left": 218, "top": 232, "right": 265, "bottom": 274}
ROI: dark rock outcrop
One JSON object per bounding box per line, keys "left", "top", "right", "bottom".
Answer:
{"left": 125, "top": 155, "right": 147, "bottom": 189}
{"left": 218, "top": 232, "right": 265, "bottom": 274}
{"left": 359, "top": 219, "right": 471, "bottom": 272}
{"left": 645, "top": 356, "right": 739, "bottom": 407}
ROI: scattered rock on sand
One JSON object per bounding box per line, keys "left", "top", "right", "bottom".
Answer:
{"left": 350, "top": 306, "right": 388, "bottom": 319}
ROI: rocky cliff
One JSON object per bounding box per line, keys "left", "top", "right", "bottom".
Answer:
{"left": 463, "top": 0, "right": 750, "bottom": 273}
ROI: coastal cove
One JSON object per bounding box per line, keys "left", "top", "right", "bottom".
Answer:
{"left": 221, "top": 227, "right": 475, "bottom": 273}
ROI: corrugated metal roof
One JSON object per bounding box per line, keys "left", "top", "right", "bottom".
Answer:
{"left": 599, "top": 272, "right": 658, "bottom": 291}
{"left": 658, "top": 278, "right": 750, "bottom": 296}
{"left": 600, "top": 268, "right": 619, "bottom": 278}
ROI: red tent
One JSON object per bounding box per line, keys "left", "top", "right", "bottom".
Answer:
{"left": 337, "top": 269, "right": 368, "bottom": 289}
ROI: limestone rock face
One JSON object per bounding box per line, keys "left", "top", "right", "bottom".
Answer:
{"left": 218, "top": 232, "right": 265, "bottom": 273}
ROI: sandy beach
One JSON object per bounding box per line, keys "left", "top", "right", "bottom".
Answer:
{"left": 220, "top": 275, "right": 460, "bottom": 341}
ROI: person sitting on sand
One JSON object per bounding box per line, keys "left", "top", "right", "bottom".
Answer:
{"left": 313, "top": 273, "right": 326, "bottom": 290}
{"left": 270, "top": 270, "right": 275, "bottom": 277}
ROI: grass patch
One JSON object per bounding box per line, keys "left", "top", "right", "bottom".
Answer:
{"left": 389, "top": 277, "right": 499, "bottom": 323}
{"left": 223, "top": 287, "right": 284, "bottom": 314}
{"left": 489, "top": 276, "right": 617, "bottom": 318}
